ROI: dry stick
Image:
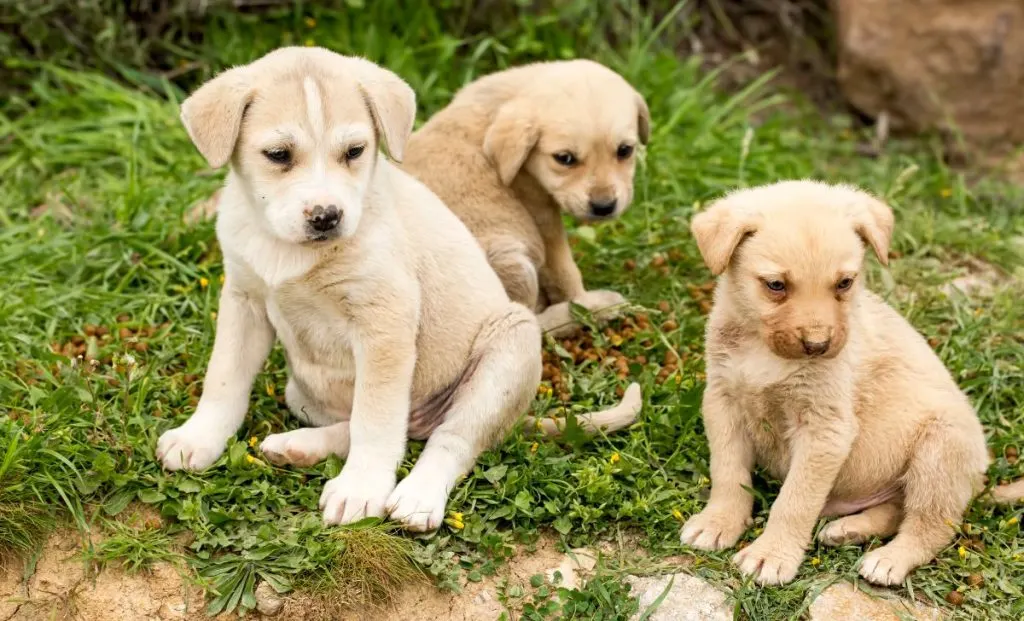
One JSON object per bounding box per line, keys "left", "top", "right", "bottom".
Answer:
{"left": 525, "top": 382, "right": 643, "bottom": 438}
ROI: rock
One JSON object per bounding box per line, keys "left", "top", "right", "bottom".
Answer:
{"left": 547, "top": 548, "right": 598, "bottom": 590}
{"left": 625, "top": 573, "right": 731, "bottom": 621}
{"left": 255, "top": 581, "right": 284, "bottom": 616}
{"left": 835, "top": 0, "right": 1024, "bottom": 146}
{"left": 809, "top": 583, "right": 943, "bottom": 621}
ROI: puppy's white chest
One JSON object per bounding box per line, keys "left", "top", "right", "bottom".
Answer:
{"left": 219, "top": 217, "right": 318, "bottom": 289}
{"left": 265, "top": 293, "right": 355, "bottom": 372}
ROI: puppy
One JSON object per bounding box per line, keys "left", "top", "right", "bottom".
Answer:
{"left": 402, "top": 60, "right": 650, "bottom": 337}
{"left": 680, "top": 180, "right": 991, "bottom": 586}
{"left": 155, "top": 47, "right": 542, "bottom": 532}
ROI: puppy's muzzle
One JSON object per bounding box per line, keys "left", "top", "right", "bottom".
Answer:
{"left": 801, "top": 338, "right": 831, "bottom": 356}
{"left": 588, "top": 199, "right": 617, "bottom": 219}
{"left": 307, "top": 204, "right": 341, "bottom": 238}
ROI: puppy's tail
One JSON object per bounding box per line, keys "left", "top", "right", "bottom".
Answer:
{"left": 524, "top": 382, "right": 642, "bottom": 438}
{"left": 989, "top": 479, "right": 1024, "bottom": 504}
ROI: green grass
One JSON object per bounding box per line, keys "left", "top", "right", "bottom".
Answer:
{"left": 1, "top": 2, "right": 1022, "bottom": 619}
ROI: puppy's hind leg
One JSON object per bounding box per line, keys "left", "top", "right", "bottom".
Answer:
{"left": 859, "top": 421, "right": 987, "bottom": 585}
{"left": 487, "top": 239, "right": 540, "bottom": 310}
{"left": 818, "top": 501, "right": 903, "bottom": 546}
{"left": 260, "top": 378, "right": 352, "bottom": 467}
{"left": 386, "top": 304, "right": 542, "bottom": 531}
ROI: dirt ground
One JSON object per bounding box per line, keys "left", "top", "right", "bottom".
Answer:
{"left": 0, "top": 524, "right": 604, "bottom": 621}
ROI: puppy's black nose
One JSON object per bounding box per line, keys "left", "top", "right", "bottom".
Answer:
{"left": 802, "top": 339, "right": 831, "bottom": 356}
{"left": 589, "top": 199, "right": 617, "bottom": 218}
{"left": 309, "top": 204, "right": 340, "bottom": 232}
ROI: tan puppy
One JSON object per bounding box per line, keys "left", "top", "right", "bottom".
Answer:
{"left": 402, "top": 60, "right": 650, "bottom": 337}
{"left": 680, "top": 180, "right": 991, "bottom": 586}
{"left": 156, "top": 47, "right": 542, "bottom": 532}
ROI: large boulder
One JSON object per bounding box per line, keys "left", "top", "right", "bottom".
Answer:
{"left": 835, "top": 0, "right": 1024, "bottom": 145}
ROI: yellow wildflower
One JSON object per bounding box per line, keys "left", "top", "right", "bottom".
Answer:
{"left": 610, "top": 452, "right": 620, "bottom": 465}
{"left": 958, "top": 546, "right": 967, "bottom": 560}
{"left": 210, "top": 311, "right": 217, "bottom": 321}
{"left": 304, "top": 39, "right": 315, "bottom": 47}
{"left": 266, "top": 383, "right": 275, "bottom": 397}
{"left": 249, "top": 436, "right": 258, "bottom": 448}
{"left": 672, "top": 509, "right": 683, "bottom": 521}
{"left": 698, "top": 475, "right": 709, "bottom": 486}
{"left": 305, "top": 16, "right": 317, "bottom": 28}
{"left": 245, "top": 454, "right": 256, "bottom": 464}
{"left": 940, "top": 187, "right": 953, "bottom": 198}
{"left": 810, "top": 557, "right": 821, "bottom": 567}
{"left": 530, "top": 442, "right": 538, "bottom": 453}
{"left": 447, "top": 512, "right": 465, "bottom": 530}
{"left": 199, "top": 277, "right": 209, "bottom": 289}
{"left": 963, "top": 523, "right": 972, "bottom": 534}
{"left": 610, "top": 334, "right": 623, "bottom": 346}
{"left": 1007, "top": 516, "right": 1018, "bottom": 526}
{"left": 219, "top": 274, "right": 225, "bottom": 285}
{"left": 537, "top": 384, "right": 553, "bottom": 398}
{"left": 753, "top": 528, "right": 764, "bottom": 536}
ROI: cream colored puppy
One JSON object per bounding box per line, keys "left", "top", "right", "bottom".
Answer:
{"left": 680, "top": 180, "right": 990, "bottom": 586}
{"left": 402, "top": 60, "right": 650, "bottom": 337}
{"left": 155, "top": 47, "right": 542, "bottom": 532}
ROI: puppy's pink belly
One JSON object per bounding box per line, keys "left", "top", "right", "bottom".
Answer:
{"left": 821, "top": 485, "right": 901, "bottom": 517}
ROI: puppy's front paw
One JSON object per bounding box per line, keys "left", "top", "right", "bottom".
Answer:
{"left": 156, "top": 424, "right": 227, "bottom": 471}
{"left": 261, "top": 428, "right": 331, "bottom": 467}
{"left": 386, "top": 475, "right": 449, "bottom": 532}
{"left": 858, "top": 545, "right": 915, "bottom": 586}
{"left": 732, "top": 535, "right": 804, "bottom": 585}
{"left": 579, "top": 289, "right": 627, "bottom": 314}
{"left": 320, "top": 467, "right": 395, "bottom": 526}
{"left": 680, "top": 507, "right": 750, "bottom": 551}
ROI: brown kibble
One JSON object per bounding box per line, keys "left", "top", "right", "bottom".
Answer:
{"left": 134, "top": 342, "right": 149, "bottom": 352}
{"left": 651, "top": 254, "right": 666, "bottom": 267}
{"left": 662, "top": 319, "right": 678, "bottom": 332}
{"left": 96, "top": 326, "right": 110, "bottom": 337}
{"left": 117, "top": 314, "right": 130, "bottom": 323}
{"left": 928, "top": 337, "right": 941, "bottom": 349}
{"left": 664, "top": 350, "right": 678, "bottom": 364}
{"left": 615, "top": 385, "right": 625, "bottom": 398}
{"left": 699, "top": 300, "right": 713, "bottom": 315}
{"left": 119, "top": 327, "right": 133, "bottom": 339}
{"left": 657, "top": 301, "right": 671, "bottom": 313}
{"left": 71, "top": 335, "right": 85, "bottom": 346}
{"left": 945, "top": 591, "right": 965, "bottom": 606}
{"left": 624, "top": 259, "right": 636, "bottom": 271}
{"left": 668, "top": 248, "right": 683, "bottom": 262}
{"left": 558, "top": 391, "right": 571, "bottom": 403}
{"left": 84, "top": 325, "right": 98, "bottom": 336}
{"left": 1006, "top": 446, "right": 1018, "bottom": 464}
{"left": 659, "top": 266, "right": 670, "bottom": 276}
{"left": 966, "top": 573, "right": 984, "bottom": 588}
{"left": 633, "top": 355, "right": 647, "bottom": 365}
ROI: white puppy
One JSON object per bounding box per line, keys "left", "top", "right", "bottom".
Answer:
{"left": 156, "top": 47, "right": 542, "bottom": 531}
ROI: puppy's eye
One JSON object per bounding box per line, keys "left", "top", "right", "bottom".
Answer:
{"left": 836, "top": 277, "right": 855, "bottom": 291}
{"left": 764, "top": 280, "right": 786, "bottom": 292}
{"left": 553, "top": 152, "right": 577, "bottom": 167}
{"left": 263, "top": 148, "right": 292, "bottom": 166}
{"left": 616, "top": 144, "right": 634, "bottom": 159}
{"left": 345, "top": 144, "right": 366, "bottom": 161}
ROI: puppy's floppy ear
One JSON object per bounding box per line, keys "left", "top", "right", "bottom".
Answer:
{"left": 346, "top": 58, "right": 416, "bottom": 163}
{"left": 846, "top": 188, "right": 894, "bottom": 266}
{"left": 484, "top": 101, "right": 539, "bottom": 186}
{"left": 690, "top": 194, "right": 761, "bottom": 276}
{"left": 180, "top": 66, "right": 254, "bottom": 169}
{"left": 635, "top": 91, "right": 651, "bottom": 145}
